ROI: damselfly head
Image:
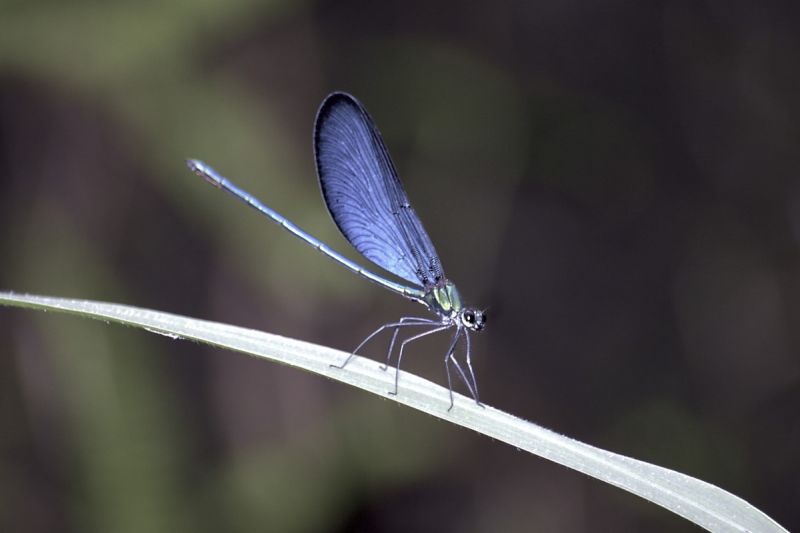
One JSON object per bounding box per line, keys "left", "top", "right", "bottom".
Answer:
{"left": 460, "top": 308, "right": 486, "bottom": 332}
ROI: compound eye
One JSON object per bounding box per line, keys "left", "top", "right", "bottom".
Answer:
{"left": 464, "top": 310, "right": 475, "bottom": 323}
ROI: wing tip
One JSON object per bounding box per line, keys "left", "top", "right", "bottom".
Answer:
{"left": 315, "top": 92, "right": 365, "bottom": 132}
{"left": 314, "top": 91, "right": 367, "bottom": 170}
{"left": 320, "top": 91, "right": 359, "bottom": 109}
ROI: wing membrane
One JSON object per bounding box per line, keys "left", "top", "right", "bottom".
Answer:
{"left": 314, "top": 92, "right": 444, "bottom": 287}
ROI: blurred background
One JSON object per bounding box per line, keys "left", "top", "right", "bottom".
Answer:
{"left": 1, "top": 1, "right": 798, "bottom": 531}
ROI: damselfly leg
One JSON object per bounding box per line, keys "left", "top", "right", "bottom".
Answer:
{"left": 442, "top": 330, "right": 480, "bottom": 410}
{"left": 463, "top": 331, "right": 482, "bottom": 406}
{"left": 390, "top": 325, "right": 450, "bottom": 396}
{"left": 331, "top": 317, "right": 437, "bottom": 369}
{"left": 383, "top": 317, "right": 439, "bottom": 370}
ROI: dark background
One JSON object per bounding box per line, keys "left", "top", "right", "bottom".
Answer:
{"left": 1, "top": 1, "right": 798, "bottom": 531}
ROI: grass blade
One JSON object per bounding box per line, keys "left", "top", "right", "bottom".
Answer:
{"left": 0, "top": 291, "right": 787, "bottom": 533}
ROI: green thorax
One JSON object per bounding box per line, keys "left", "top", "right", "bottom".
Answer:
{"left": 423, "top": 280, "right": 463, "bottom": 318}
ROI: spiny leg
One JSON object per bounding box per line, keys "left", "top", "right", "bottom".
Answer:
{"left": 463, "top": 332, "right": 482, "bottom": 406}
{"left": 331, "top": 318, "right": 435, "bottom": 369}
{"left": 389, "top": 325, "right": 450, "bottom": 396}
{"left": 383, "top": 317, "right": 439, "bottom": 371}
{"left": 443, "top": 333, "right": 480, "bottom": 409}
{"left": 448, "top": 353, "right": 477, "bottom": 405}
{"left": 441, "top": 332, "right": 481, "bottom": 409}
{"left": 331, "top": 322, "right": 390, "bottom": 369}
{"left": 442, "top": 328, "right": 463, "bottom": 411}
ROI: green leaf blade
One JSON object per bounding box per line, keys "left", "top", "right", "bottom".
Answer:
{"left": 0, "top": 291, "right": 788, "bottom": 533}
